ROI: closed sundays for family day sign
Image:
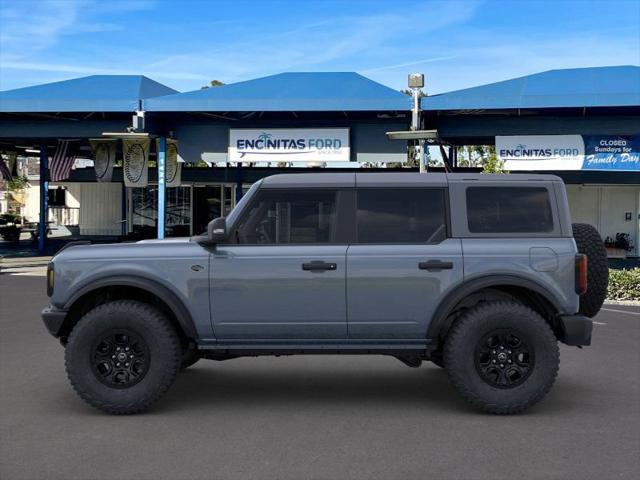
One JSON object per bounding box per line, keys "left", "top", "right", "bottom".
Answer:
{"left": 497, "top": 135, "right": 640, "bottom": 171}
{"left": 229, "top": 128, "right": 350, "bottom": 162}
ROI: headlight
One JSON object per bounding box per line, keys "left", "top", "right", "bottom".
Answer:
{"left": 47, "top": 263, "right": 54, "bottom": 297}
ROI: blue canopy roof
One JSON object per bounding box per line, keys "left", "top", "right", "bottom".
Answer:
{"left": 422, "top": 66, "right": 640, "bottom": 111}
{"left": 0, "top": 75, "right": 178, "bottom": 113}
{"left": 145, "top": 72, "right": 411, "bottom": 112}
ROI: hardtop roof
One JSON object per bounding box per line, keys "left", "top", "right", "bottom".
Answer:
{"left": 260, "top": 172, "right": 562, "bottom": 188}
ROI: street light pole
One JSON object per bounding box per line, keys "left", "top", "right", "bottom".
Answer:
{"left": 408, "top": 73, "right": 425, "bottom": 173}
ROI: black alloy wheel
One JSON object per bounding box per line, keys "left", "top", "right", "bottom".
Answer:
{"left": 91, "top": 330, "right": 150, "bottom": 388}
{"left": 474, "top": 330, "right": 533, "bottom": 388}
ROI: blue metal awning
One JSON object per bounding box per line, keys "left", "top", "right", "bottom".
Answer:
{"left": 145, "top": 72, "right": 411, "bottom": 112}
{"left": 0, "top": 75, "right": 178, "bottom": 113}
{"left": 422, "top": 66, "right": 640, "bottom": 111}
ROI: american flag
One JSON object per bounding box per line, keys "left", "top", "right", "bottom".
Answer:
{"left": 0, "top": 156, "right": 12, "bottom": 181}
{"left": 49, "top": 140, "right": 78, "bottom": 182}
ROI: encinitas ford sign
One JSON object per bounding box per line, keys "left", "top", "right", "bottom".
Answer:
{"left": 229, "top": 128, "right": 350, "bottom": 162}
{"left": 497, "top": 135, "right": 584, "bottom": 170}
{"left": 497, "top": 135, "right": 640, "bottom": 171}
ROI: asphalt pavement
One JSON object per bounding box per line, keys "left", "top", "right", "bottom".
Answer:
{"left": 0, "top": 274, "right": 638, "bottom": 480}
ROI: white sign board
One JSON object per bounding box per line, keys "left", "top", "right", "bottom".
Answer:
{"left": 496, "top": 135, "right": 585, "bottom": 170}
{"left": 229, "top": 128, "right": 350, "bottom": 162}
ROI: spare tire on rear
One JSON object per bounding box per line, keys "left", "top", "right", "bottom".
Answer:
{"left": 572, "top": 223, "right": 608, "bottom": 317}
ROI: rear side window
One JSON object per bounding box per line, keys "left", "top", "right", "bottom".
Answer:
{"left": 466, "top": 187, "right": 553, "bottom": 233}
{"left": 235, "top": 189, "right": 337, "bottom": 244}
{"left": 356, "top": 188, "right": 447, "bottom": 243}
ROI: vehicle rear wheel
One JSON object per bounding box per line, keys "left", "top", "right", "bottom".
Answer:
{"left": 444, "top": 301, "right": 559, "bottom": 414}
{"left": 572, "top": 223, "right": 608, "bottom": 318}
{"left": 65, "top": 300, "right": 181, "bottom": 414}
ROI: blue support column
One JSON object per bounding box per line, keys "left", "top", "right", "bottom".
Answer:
{"left": 157, "top": 137, "right": 166, "bottom": 239}
{"left": 38, "top": 145, "right": 48, "bottom": 254}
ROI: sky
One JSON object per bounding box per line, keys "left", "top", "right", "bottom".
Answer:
{"left": 0, "top": 0, "right": 639, "bottom": 94}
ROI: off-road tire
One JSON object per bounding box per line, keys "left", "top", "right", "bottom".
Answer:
{"left": 65, "top": 300, "right": 181, "bottom": 414}
{"left": 572, "top": 223, "right": 608, "bottom": 318}
{"left": 181, "top": 346, "right": 200, "bottom": 370}
{"left": 444, "top": 301, "right": 559, "bottom": 414}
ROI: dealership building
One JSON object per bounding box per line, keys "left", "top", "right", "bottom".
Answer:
{"left": 0, "top": 66, "right": 638, "bottom": 256}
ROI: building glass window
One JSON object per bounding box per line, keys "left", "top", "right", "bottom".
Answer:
{"left": 47, "top": 188, "right": 66, "bottom": 207}
{"left": 466, "top": 187, "right": 553, "bottom": 233}
{"left": 130, "top": 186, "right": 191, "bottom": 238}
{"left": 166, "top": 187, "right": 191, "bottom": 237}
{"left": 130, "top": 187, "right": 157, "bottom": 239}
{"left": 193, "top": 185, "right": 223, "bottom": 235}
{"left": 356, "top": 188, "right": 447, "bottom": 243}
{"left": 235, "top": 189, "right": 338, "bottom": 244}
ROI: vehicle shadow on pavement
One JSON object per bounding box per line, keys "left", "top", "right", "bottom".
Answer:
{"left": 154, "top": 360, "right": 595, "bottom": 416}
{"left": 151, "top": 361, "right": 476, "bottom": 414}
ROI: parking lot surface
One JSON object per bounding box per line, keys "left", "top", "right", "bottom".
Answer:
{"left": 1, "top": 274, "right": 638, "bottom": 480}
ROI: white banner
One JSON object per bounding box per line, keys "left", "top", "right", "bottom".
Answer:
{"left": 123, "top": 138, "right": 150, "bottom": 187}
{"left": 229, "top": 128, "right": 350, "bottom": 162}
{"left": 156, "top": 138, "right": 181, "bottom": 187}
{"left": 496, "top": 135, "right": 585, "bottom": 170}
{"left": 90, "top": 139, "right": 116, "bottom": 182}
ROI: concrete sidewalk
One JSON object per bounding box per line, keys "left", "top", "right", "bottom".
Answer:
{"left": 0, "top": 255, "right": 52, "bottom": 273}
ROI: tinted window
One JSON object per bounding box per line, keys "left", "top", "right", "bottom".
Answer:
{"left": 466, "top": 187, "right": 553, "bottom": 233}
{"left": 356, "top": 188, "right": 447, "bottom": 243}
{"left": 235, "top": 189, "right": 337, "bottom": 244}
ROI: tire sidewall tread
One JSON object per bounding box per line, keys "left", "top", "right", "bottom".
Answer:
{"left": 444, "top": 301, "right": 560, "bottom": 414}
{"left": 65, "top": 300, "right": 181, "bottom": 415}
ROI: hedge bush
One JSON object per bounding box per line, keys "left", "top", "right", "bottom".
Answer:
{"left": 607, "top": 268, "right": 640, "bottom": 301}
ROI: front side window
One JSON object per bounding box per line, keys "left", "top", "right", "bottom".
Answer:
{"left": 356, "top": 188, "right": 447, "bottom": 243}
{"left": 466, "top": 187, "right": 554, "bottom": 233}
{"left": 235, "top": 189, "right": 337, "bottom": 244}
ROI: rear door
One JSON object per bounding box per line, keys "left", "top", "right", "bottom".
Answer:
{"left": 346, "top": 187, "right": 463, "bottom": 339}
{"left": 210, "top": 188, "right": 350, "bottom": 339}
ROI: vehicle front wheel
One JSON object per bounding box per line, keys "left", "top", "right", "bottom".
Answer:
{"left": 444, "top": 301, "right": 559, "bottom": 414}
{"left": 65, "top": 300, "right": 182, "bottom": 414}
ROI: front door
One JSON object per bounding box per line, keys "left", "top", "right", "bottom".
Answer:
{"left": 210, "top": 188, "right": 348, "bottom": 339}
{"left": 347, "top": 187, "right": 463, "bottom": 339}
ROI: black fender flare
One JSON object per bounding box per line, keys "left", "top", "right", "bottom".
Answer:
{"left": 426, "top": 274, "right": 564, "bottom": 341}
{"left": 64, "top": 275, "right": 197, "bottom": 339}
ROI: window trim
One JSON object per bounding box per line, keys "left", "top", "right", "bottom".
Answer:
{"left": 353, "top": 187, "right": 450, "bottom": 245}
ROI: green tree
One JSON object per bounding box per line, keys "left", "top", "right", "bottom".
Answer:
{"left": 201, "top": 79, "right": 225, "bottom": 89}
{"left": 481, "top": 147, "right": 507, "bottom": 174}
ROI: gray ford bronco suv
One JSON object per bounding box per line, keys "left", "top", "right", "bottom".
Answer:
{"left": 42, "top": 173, "right": 608, "bottom": 415}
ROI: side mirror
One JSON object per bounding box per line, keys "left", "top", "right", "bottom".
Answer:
{"left": 207, "top": 217, "right": 227, "bottom": 244}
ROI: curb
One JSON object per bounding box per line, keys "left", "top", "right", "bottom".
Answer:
{"left": 604, "top": 299, "right": 640, "bottom": 307}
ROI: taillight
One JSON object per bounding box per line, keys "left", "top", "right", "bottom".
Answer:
{"left": 575, "top": 254, "right": 587, "bottom": 295}
{"left": 47, "top": 262, "right": 54, "bottom": 297}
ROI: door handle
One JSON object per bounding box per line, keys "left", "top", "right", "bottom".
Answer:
{"left": 419, "top": 260, "right": 453, "bottom": 271}
{"left": 302, "top": 261, "right": 337, "bottom": 272}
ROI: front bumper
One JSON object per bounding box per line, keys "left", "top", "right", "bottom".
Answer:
{"left": 41, "top": 305, "right": 68, "bottom": 338}
{"left": 558, "top": 314, "right": 593, "bottom": 346}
